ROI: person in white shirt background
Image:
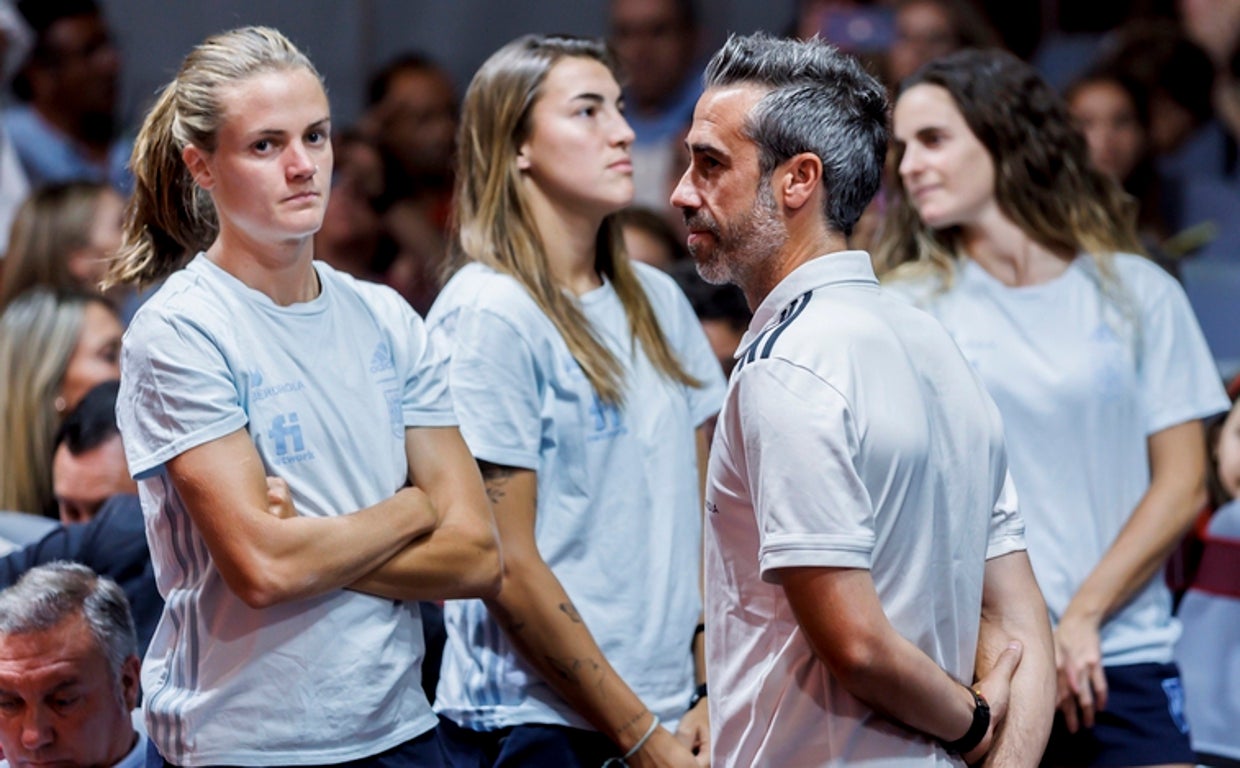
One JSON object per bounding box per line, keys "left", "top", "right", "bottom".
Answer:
{"left": 878, "top": 47, "right": 1229, "bottom": 768}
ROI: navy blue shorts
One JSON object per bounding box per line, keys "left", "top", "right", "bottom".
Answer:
{"left": 1042, "top": 662, "right": 1195, "bottom": 767}
{"left": 145, "top": 728, "right": 447, "bottom": 768}
{"left": 437, "top": 715, "right": 620, "bottom": 768}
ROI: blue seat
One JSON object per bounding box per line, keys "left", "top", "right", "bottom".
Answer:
{"left": 1180, "top": 259, "right": 1240, "bottom": 380}
{"left": 0, "top": 511, "right": 58, "bottom": 554}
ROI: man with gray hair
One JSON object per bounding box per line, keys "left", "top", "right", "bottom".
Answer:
{"left": 0, "top": 562, "right": 143, "bottom": 768}
{"left": 671, "top": 33, "right": 1055, "bottom": 766}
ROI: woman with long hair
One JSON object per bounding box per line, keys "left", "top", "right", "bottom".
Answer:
{"left": 0, "top": 288, "right": 121, "bottom": 517}
{"left": 428, "top": 34, "right": 725, "bottom": 767}
{"left": 101, "top": 26, "right": 498, "bottom": 765}
{"left": 0, "top": 181, "right": 125, "bottom": 310}
{"left": 877, "top": 49, "right": 1228, "bottom": 767}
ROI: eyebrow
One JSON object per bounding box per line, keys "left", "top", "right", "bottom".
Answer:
{"left": 570, "top": 93, "right": 606, "bottom": 104}
{"left": 248, "top": 117, "right": 331, "bottom": 138}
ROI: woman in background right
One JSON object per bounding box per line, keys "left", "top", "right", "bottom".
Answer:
{"left": 877, "top": 49, "right": 1229, "bottom": 767}
{"left": 1175, "top": 378, "right": 1240, "bottom": 767}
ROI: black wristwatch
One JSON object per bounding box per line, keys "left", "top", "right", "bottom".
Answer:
{"left": 941, "top": 686, "right": 990, "bottom": 756}
{"left": 687, "top": 682, "right": 708, "bottom": 711}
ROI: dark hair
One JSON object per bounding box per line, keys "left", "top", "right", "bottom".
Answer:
{"left": 703, "top": 33, "right": 889, "bottom": 236}
{"left": 669, "top": 261, "right": 750, "bottom": 330}
{"left": 54, "top": 379, "right": 119, "bottom": 456}
{"left": 876, "top": 48, "right": 1142, "bottom": 276}
{"left": 366, "top": 51, "right": 445, "bottom": 106}
{"left": 1103, "top": 23, "right": 1216, "bottom": 126}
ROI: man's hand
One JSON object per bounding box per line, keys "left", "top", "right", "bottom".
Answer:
{"left": 675, "top": 698, "right": 711, "bottom": 766}
{"left": 1054, "top": 612, "right": 1107, "bottom": 733}
{"left": 963, "top": 641, "right": 1023, "bottom": 765}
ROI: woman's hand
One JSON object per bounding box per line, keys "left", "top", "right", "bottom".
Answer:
{"left": 1054, "top": 611, "right": 1107, "bottom": 733}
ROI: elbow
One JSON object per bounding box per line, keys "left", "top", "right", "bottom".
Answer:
{"left": 817, "top": 632, "right": 885, "bottom": 691}
{"left": 221, "top": 556, "right": 305, "bottom": 610}
{"left": 447, "top": 518, "right": 502, "bottom": 600}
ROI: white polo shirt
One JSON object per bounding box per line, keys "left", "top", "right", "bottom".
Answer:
{"left": 705, "top": 251, "right": 1026, "bottom": 767}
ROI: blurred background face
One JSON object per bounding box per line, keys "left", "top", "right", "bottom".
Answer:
{"left": 889, "top": 0, "right": 957, "bottom": 84}
{"left": 59, "top": 301, "right": 120, "bottom": 411}
{"left": 374, "top": 66, "right": 457, "bottom": 180}
{"left": 1068, "top": 80, "right": 1145, "bottom": 182}
{"left": 1216, "top": 403, "right": 1240, "bottom": 501}
{"left": 609, "top": 0, "right": 696, "bottom": 109}
{"left": 40, "top": 12, "right": 118, "bottom": 122}
{"left": 68, "top": 188, "right": 124, "bottom": 285}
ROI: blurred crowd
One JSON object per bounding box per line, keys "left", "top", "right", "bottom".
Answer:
{"left": 0, "top": 0, "right": 1237, "bottom": 765}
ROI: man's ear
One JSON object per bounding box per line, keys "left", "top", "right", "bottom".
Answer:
{"left": 182, "top": 144, "right": 214, "bottom": 190}
{"left": 119, "top": 654, "right": 141, "bottom": 711}
{"left": 777, "top": 152, "right": 822, "bottom": 212}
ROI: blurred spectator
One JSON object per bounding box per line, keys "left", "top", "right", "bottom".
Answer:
{"left": 617, "top": 206, "right": 688, "bottom": 272}
{"left": 49, "top": 380, "right": 131, "bottom": 525}
{"left": 0, "top": 380, "right": 158, "bottom": 655}
{"left": 0, "top": 562, "right": 144, "bottom": 768}
{"left": 0, "top": 180, "right": 124, "bottom": 310}
{"left": 1104, "top": 23, "right": 1231, "bottom": 185}
{"left": 1065, "top": 69, "right": 1179, "bottom": 264}
{"left": 314, "top": 130, "right": 385, "bottom": 283}
{"left": 887, "top": 0, "right": 998, "bottom": 86}
{"left": 0, "top": 0, "right": 32, "bottom": 260}
{"left": 363, "top": 52, "right": 458, "bottom": 313}
{"left": 0, "top": 289, "right": 120, "bottom": 517}
{"left": 1178, "top": 0, "right": 1240, "bottom": 160}
{"left": 609, "top": 0, "right": 702, "bottom": 211}
{"left": 5, "top": 0, "right": 130, "bottom": 191}
{"left": 1174, "top": 379, "right": 1240, "bottom": 767}
{"left": 668, "top": 260, "right": 749, "bottom": 378}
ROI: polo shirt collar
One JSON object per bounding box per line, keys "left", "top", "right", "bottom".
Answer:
{"left": 738, "top": 250, "right": 877, "bottom": 353}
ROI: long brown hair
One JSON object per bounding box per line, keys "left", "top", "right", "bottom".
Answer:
{"left": 875, "top": 49, "right": 1144, "bottom": 295}
{"left": 453, "top": 34, "right": 699, "bottom": 404}
{"left": 0, "top": 182, "right": 111, "bottom": 309}
{"left": 101, "top": 27, "right": 320, "bottom": 290}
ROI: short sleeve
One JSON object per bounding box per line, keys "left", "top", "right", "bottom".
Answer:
{"left": 117, "top": 313, "right": 248, "bottom": 479}
{"left": 1135, "top": 270, "right": 1229, "bottom": 434}
{"left": 399, "top": 307, "right": 456, "bottom": 428}
{"left": 439, "top": 306, "right": 543, "bottom": 470}
{"left": 986, "top": 470, "right": 1026, "bottom": 560}
{"left": 736, "top": 359, "right": 875, "bottom": 582}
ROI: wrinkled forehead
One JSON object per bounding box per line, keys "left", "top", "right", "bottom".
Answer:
{"left": 0, "top": 615, "right": 101, "bottom": 693}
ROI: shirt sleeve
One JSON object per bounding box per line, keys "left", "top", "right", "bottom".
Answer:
{"left": 398, "top": 303, "right": 457, "bottom": 428}
{"left": 439, "top": 305, "right": 544, "bottom": 471}
{"left": 987, "top": 470, "right": 1027, "bottom": 560}
{"left": 117, "top": 313, "right": 248, "bottom": 479}
{"left": 1137, "top": 270, "right": 1230, "bottom": 434}
{"left": 735, "top": 359, "right": 876, "bottom": 582}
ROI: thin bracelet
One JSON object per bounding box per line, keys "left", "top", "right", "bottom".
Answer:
{"left": 601, "top": 714, "right": 661, "bottom": 767}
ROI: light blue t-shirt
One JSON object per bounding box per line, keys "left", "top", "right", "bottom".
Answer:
{"left": 889, "top": 254, "right": 1228, "bottom": 665}
{"left": 117, "top": 255, "right": 455, "bottom": 765}
{"left": 428, "top": 261, "right": 725, "bottom": 731}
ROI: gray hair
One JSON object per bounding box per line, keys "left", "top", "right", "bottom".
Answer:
{"left": 704, "top": 33, "right": 888, "bottom": 236}
{"left": 0, "top": 562, "right": 137, "bottom": 679}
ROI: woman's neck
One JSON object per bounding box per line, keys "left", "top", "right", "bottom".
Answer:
{"left": 206, "top": 228, "right": 320, "bottom": 306}
{"left": 960, "top": 210, "right": 1073, "bottom": 287}
{"left": 522, "top": 183, "right": 605, "bottom": 297}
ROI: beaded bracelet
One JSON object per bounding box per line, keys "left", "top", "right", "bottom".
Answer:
{"left": 601, "top": 714, "right": 661, "bottom": 768}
